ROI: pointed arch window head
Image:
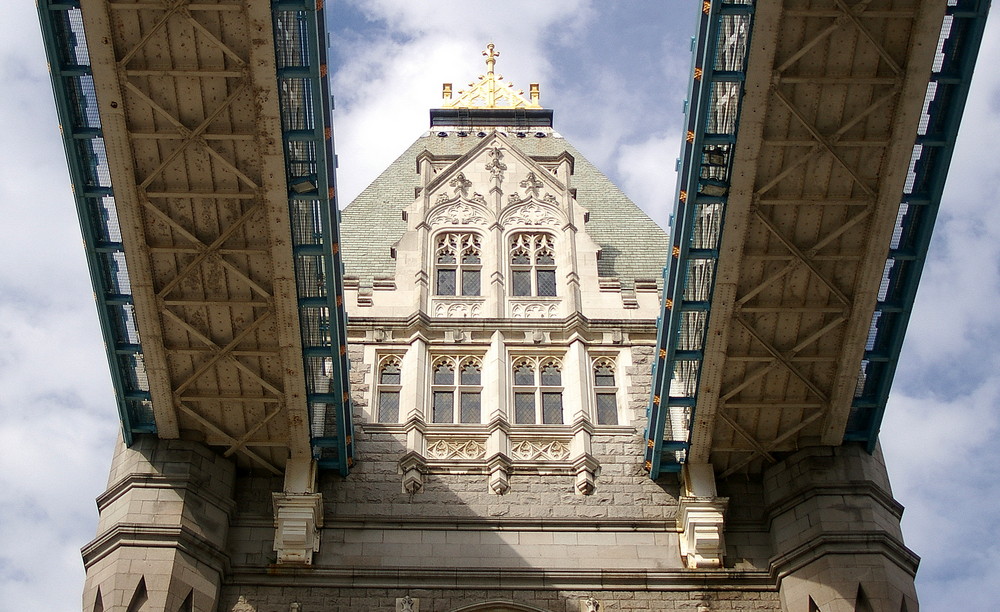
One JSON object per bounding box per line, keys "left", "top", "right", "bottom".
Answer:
{"left": 431, "top": 356, "right": 483, "bottom": 423}
{"left": 512, "top": 356, "right": 563, "bottom": 424}
{"left": 510, "top": 233, "right": 556, "bottom": 297}
{"left": 376, "top": 356, "right": 402, "bottom": 423}
{"left": 436, "top": 233, "right": 482, "bottom": 296}
{"left": 593, "top": 357, "right": 619, "bottom": 425}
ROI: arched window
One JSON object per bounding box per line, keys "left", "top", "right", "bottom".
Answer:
{"left": 431, "top": 356, "right": 483, "bottom": 423}
{"left": 510, "top": 233, "right": 556, "bottom": 297}
{"left": 511, "top": 357, "right": 563, "bottom": 424}
{"left": 593, "top": 358, "right": 619, "bottom": 425}
{"left": 376, "top": 356, "right": 402, "bottom": 423}
{"left": 436, "top": 233, "right": 481, "bottom": 296}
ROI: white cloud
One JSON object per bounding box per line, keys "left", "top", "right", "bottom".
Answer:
{"left": 615, "top": 131, "right": 682, "bottom": 228}
{"left": 6, "top": 2, "right": 1000, "bottom": 610}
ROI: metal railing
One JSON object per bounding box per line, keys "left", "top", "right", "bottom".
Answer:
{"left": 38, "top": 1, "right": 155, "bottom": 444}
{"left": 272, "top": 1, "right": 354, "bottom": 475}
{"left": 645, "top": 0, "right": 755, "bottom": 478}
{"left": 845, "top": 0, "right": 992, "bottom": 449}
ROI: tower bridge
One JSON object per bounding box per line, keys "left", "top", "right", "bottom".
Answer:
{"left": 38, "top": 1, "right": 990, "bottom": 611}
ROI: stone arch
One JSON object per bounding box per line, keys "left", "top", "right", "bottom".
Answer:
{"left": 448, "top": 602, "right": 555, "bottom": 612}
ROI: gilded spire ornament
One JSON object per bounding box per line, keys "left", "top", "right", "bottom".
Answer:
{"left": 441, "top": 43, "right": 542, "bottom": 110}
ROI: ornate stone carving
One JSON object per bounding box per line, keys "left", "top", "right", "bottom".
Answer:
{"left": 583, "top": 596, "right": 601, "bottom": 612}
{"left": 519, "top": 171, "right": 544, "bottom": 198}
{"left": 433, "top": 301, "right": 483, "bottom": 318}
{"left": 397, "top": 595, "right": 418, "bottom": 612}
{"left": 426, "top": 439, "right": 486, "bottom": 460}
{"left": 470, "top": 192, "right": 487, "bottom": 205}
{"left": 503, "top": 202, "right": 559, "bottom": 227}
{"left": 435, "top": 192, "right": 450, "bottom": 204}
{"left": 485, "top": 147, "right": 507, "bottom": 183}
{"left": 427, "top": 201, "right": 488, "bottom": 226}
{"left": 449, "top": 172, "right": 472, "bottom": 198}
{"left": 510, "top": 301, "right": 559, "bottom": 318}
{"left": 508, "top": 191, "right": 521, "bottom": 204}
{"left": 510, "top": 440, "right": 570, "bottom": 461}
{"left": 543, "top": 193, "right": 558, "bottom": 205}
{"left": 232, "top": 596, "right": 256, "bottom": 612}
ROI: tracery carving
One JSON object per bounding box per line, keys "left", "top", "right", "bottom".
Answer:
{"left": 428, "top": 201, "right": 488, "bottom": 226}
{"left": 426, "top": 439, "right": 486, "bottom": 460}
{"left": 502, "top": 202, "right": 559, "bottom": 227}
{"left": 510, "top": 301, "right": 559, "bottom": 318}
{"left": 432, "top": 301, "right": 483, "bottom": 318}
{"left": 511, "top": 440, "right": 570, "bottom": 461}
{"left": 485, "top": 147, "right": 507, "bottom": 183}
{"left": 519, "top": 171, "right": 544, "bottom": 197}
{"left": 450, "top": 172, "right": 472, "bottom": 198}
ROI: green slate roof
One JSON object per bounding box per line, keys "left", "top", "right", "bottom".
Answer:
{"left": 340, "top": 131, "right": 669, "bottom": 292}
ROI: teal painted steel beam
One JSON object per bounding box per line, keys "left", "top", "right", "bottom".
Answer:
{"left": 645, "top": 0, "right": 755, "bottom": 479}
{"left": 37, "top": 1, "right": 155, "bottom": 444}
{"left": 845, "top": 0, "right": 992, "bottom": 449}
{"left": 271, "top": 1, "right": 354, "bottom": 476}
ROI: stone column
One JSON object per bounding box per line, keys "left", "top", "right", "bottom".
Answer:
{"left": 763, "top": 444, "right": 919, "bottom": 612}
{"left": 81, "top": 435, "right": 235, "bottom": 612}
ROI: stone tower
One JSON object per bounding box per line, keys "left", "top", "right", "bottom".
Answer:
{"left": 79, "top": 46, "right": 920, "bottom": 612}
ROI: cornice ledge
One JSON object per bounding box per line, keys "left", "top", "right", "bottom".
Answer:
{"left": 81, "top": 522, "right": 231, "bottom": 571}
{"left": 768, "top": 531, "right": 920, "bottom": 580}
{"left": 225, "top": 565, "right": 777, "bottom": 590}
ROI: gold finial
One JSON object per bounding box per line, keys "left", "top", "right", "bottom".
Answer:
{"left": 440, "top": 44, "right": 541, "bottom": 110}
{"left": 483, "top": 43, "right": 499, "bottom": 74}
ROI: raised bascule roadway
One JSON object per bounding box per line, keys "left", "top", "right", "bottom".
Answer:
{"left": 38, "top": 1, "right": 991, "bottom": 610}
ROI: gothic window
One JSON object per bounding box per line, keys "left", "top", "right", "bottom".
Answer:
{"left": 430, "top": 356, "right": 483, "bottom": 423}
{"left": 436, "top": 233, "right": 482, "bottom": 296}
{"left": 510, "top": 233, "right": 556, "bottom": 297}
{"left": 593, "top": 358, "right": 619, "bottom": 425}
{"left": 376, "top": 356, "right": 402, "bottom": 423}
{"left": 511, "top": 357, "right": 563, "bottom": 424}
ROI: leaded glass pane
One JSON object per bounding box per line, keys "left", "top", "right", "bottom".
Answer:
{"left": 437, "top": 253, "right": 456, "bottom": 264}
{"left": 380, "top": 363, "right": 400, "bottom": 385}
{"left": 437, "top": 268, "right": 456, "bottom": 295}
{"left": 514, "top": 392, "right": 535, "bottom": 424}
{"left": 462, "top": 269, "right": 480, "bottom": 296}
{"left": 512, "top": 270, "right": 531, "bottom": 296}
{"left": 596, "top": 393, "right": 618, "bottom": 425}
{"left": 434, "top": 362, "right": 454, "bottom": 385}
{"left": 460, "top": 362, "right": 481, "bottom": 385}
{"left": 512, "top": 253, "right": 530, "bottom": 265}
{"left": 594, "top": 364, "right": 615, "bottom": 387}
{"left": 540, "top": 363, "right": 561, "bottom": 386}
{"left": 537, "top": 252, "right": 554, "bottom": 265}
{"left": 513, "top": 363, "right": 534, "bottom": 385}
{"left": 433, "top": 391, "right": 454, "bottom": 423}
{"left": 462, "top": 253, "right": 480, "bottom": 264}
{"left": 460, "top": 392, "right": 481, "bottom": 423}
{"left": 378, "top": 391, "right": 399, "bottom": 423}
{"left": 537, "top": 269, "right": 556, "bottom": 296}
{"left": 542, "top": 392, "right": 563, "bottom": 424}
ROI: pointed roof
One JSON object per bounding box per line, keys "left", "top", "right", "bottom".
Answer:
{"left": 341, "top": 132, "right": 669, "bottom": 292}
{"left": 440, "top": 44, "right": 541, "bottom": 110}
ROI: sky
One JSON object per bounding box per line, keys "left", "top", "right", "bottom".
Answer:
{"left": 1, "top": 1, "right": 998, "bottom": 610}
